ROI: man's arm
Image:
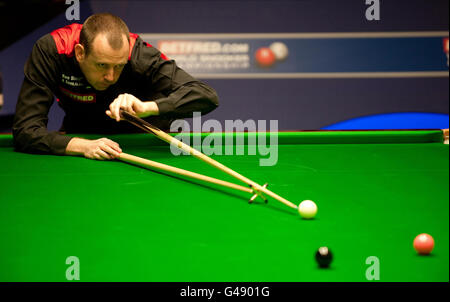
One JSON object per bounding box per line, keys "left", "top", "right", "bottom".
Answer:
{"left": 12, "top": 35, "right": 122, "bottom": 160}
{"left": 12, "top": 36, "right": 72, "bottom": 154}
{"left": 14, "top": 69, "right": 122, "bottom": 159}
{"left": 130, "top": 37, "right": 219, "bottom": 119}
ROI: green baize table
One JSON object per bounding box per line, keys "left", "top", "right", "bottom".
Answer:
{"left": 0, "top": 130, "right": 448, "bottom": 282}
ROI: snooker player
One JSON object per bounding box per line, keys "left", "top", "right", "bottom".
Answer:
{"left": 12, "top": 13, "right": 219, "bottom": 160}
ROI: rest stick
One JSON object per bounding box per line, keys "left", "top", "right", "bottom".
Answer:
{"left": 119, "top": 110, "right": 298, "bottom": 210}
{"left": 118, "top": 152, "right": 253, "bottom": 194}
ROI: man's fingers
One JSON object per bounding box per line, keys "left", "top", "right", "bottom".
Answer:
{"left": 107, "top": 94, "right": 144, "bottom": 122}
{"left": 95, "top": 149, "right": 111, "bottom": 160}
{"left": 105, "top": 93, "right": 145, "bottom": 122}
{"left": 87, "top": 139, "right": 122, "bottom": 160}
{"left": 120, "top": 94, "right": 136, "bottom": 116}
{"left": 124, "top": 94, "right": 137, "bottom": 115}
{"left": 102, "top": 145, "right": 121, "bottom": 158}
{"left": 101, "top": 138, "right": 122, "bottom": 153}
{"left": 114, "top": 95, "right": 125, "bottom": 122}
{"left": 108, "top": 96, "right": 119, "bottom": 120}
{"left": 109, "top": 94, "right": 123, "bottom": 122}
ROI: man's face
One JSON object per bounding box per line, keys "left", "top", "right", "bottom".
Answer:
{"left": 75, "top": 34, "right": 129, "bottom": 91}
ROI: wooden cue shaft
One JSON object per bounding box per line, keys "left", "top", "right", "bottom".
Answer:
{"left": 158, "top": 130, "right": 299, "bottom": 209}
{"left": 120, "top": 110, "right": 298, "bottom": 209}
{"left": 118, "top": 152, "right": 254, "bottom": 194}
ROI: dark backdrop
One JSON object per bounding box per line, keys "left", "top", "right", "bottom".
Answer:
{"left": 0, "top": 0, "right": 448, "bottom": 131}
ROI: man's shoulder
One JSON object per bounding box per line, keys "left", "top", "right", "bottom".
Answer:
{"left": 128, "top": 35, "right": 169, "bottom": 71}
{"left": 48, "top": 23, "right": 82, "bottom": 57}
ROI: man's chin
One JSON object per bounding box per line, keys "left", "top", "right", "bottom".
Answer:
{"left": 94, "top": 85, "right": 109, "bottom": 91}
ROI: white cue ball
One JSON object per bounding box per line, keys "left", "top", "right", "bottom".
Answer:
{"left": 298, "top": 200, "right": 317, "bottom": 219}
{"left": 269, "top": 42, "right": 289, "bottom": 61}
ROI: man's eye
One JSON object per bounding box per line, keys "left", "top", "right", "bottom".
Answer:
{"left": 115, "top": 64, "right": 125, "bottom": 69}
{"left": 97, "top": 63, "right": 106, "bottom": 68}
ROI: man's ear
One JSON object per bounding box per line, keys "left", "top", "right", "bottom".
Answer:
{"left": 74, "top": 44, "right": 85, "bottom": 63}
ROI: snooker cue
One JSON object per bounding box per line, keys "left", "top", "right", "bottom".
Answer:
{"left": 119, "top": 109, "right": 298, "bottom": 210}
{"left": 118, "top": 152, "right": 254, "bottom": 194}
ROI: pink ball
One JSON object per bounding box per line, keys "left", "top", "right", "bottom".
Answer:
{"left": 413, "top": 233, "right": 435, "bottom": 255}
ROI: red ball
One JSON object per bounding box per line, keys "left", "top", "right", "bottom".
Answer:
{"left": 255, "top": 47, "right": 276, "bottom": 67}
{"left": 413, "top": 233, "right": 435, "bottom": 255}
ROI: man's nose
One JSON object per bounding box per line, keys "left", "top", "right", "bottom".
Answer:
{"left": 104, "top": 68, "right": 114, "bottom": 82}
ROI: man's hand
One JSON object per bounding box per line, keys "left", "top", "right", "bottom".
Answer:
{"left": 106, "top": 93, "right": 159, "bottom": 122}
{"left": 65, "top": 137, "right": 122, "bottom": 160}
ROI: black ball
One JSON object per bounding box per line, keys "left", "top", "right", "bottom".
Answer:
{"left": 315, "top": 247, "right": 333, "bottom": 268}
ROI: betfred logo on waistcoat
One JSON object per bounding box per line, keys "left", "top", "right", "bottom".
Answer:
{"left": 60, "top": 86, "right": 96, "bottom": 103}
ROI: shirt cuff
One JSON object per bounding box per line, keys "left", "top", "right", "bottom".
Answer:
{"left": 50, "top": 132, "right": 74, "bottom": 155}
{"left": 153, "top": 98, "right": 174, "bottom": 115}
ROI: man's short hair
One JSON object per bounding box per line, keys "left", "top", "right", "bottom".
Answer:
{"left": 79, "top": 13, "right": 130, "bottom": 56}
